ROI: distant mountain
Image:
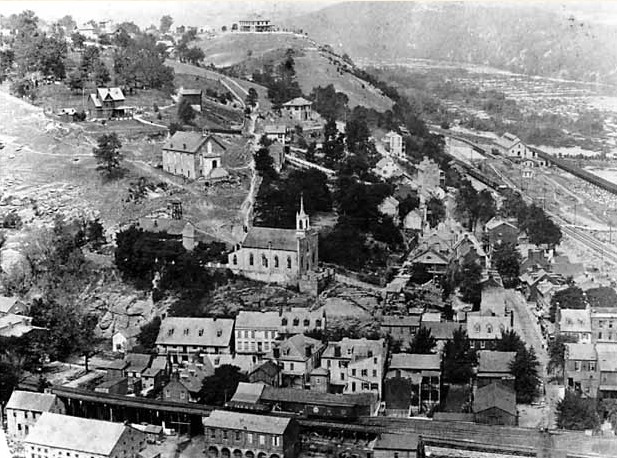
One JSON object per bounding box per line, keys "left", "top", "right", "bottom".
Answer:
{"left": 285, "top": 1, "right": 617, "bottom": 85}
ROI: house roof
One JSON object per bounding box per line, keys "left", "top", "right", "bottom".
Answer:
{"left": 485, "top": 217, "right": 517, "bottom": 232}
{"left": 250, "top": 360, "right": 281, "bottom": 378}
{"left": 495, "top": 133, "right": 522, "bottom": 150}
{"left": 480, "top": 286, "right": 507, "bottom": 317}
{"left": 180, "top": 88, "right": 202, "bottom": 96}
{"left": 311, "top": 367, "right": 329, "bottom": 376}
{"left": 322, "top": 338, "right": 385, "bottom": 361}
{"left": 374, "top": 433, "right": 419, "bottom": 451}
{"left": 408, "top": 248, "right": 449, "bottom": 266}
{"left": 473, "top": 382, "right": 516, "bottom": 416}
{"left": 389, "top": 353, "right": 440, "bottom": 371}
{"left": 275, "top": 334, "right": 323, "bottom": 361}
{"left": 0, "top": 314, "right": 40, "bottom": 338}
{"left": 203, "top": 410, "right": 291, "bottom": 435}
{"left": 178, "top": 365, "right": 210, "bottom": 392}
{"left": 162, "top": 132, "right": 226, "bottom": 156}
{"left": 156, "top": 317, "right": 234, "bottom": 348}
{"left": 282, "top": 97, "right": 312, "bottom": 107}
{"left": 380, "top": 315, "right": 421, "bottom": 327}
{"left": 261, "top": 386, "right": 375, "bottom": 407}
{"left": 453, "top": 233, "right": 486, "bottom": 258}
{"left": 0, "top": 296, "right": 17, "bottom": 314}
{"left": 559, "top": 308, "right": 591, "bottom": 333}
{"left": 242, "top": 226, "right": 299, "bottom": 252}
{"left": 6, "top": 391, "right": 58, "bottom": 412}
{"left": 424, "top": 322, "right": 464, "bottom": 340}
{"left": 265, "top": 124, "right": 287, "bottom": 134}
{"left": 566, "top": 343, "right": 597, "bottom": 361}
{"left": 24, "top": 412, "right": 131, "bottom": 455}
{"left": 467, "top": 314, "right": 510, "bottom": 340}
{"left": 376, "top": 157, "right": 395, "bottom": 169}
{"left": 231, "top": 382, "right": 266, "bottom": 404}
{"left": 97, "top": 87, "right": 125, "bottom": 102}
{"left": 477, "top": 351, "right": 516, "bottom": 375}
{"left": 125, "top": 353, "right": 153, "bottom": 373}
{"left": 596, "top": 343, "right": 617, "bottom": 372}
{"left": 236, "top": 307, "right": 324, "bottom": 330}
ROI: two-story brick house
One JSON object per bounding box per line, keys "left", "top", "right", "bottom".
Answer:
{"left": 202, "top": 410, "right": 300, "bottom": 458}
{"left": 5, "top": 391, "right": 65, "bottom": 438}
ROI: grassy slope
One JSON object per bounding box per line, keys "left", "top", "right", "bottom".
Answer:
{"left": 196, "top": 33, "right": 393, "bottom": 112}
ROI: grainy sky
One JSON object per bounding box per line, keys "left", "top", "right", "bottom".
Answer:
{"left": 3, "top": 1, "right": 617, "bottom": 28}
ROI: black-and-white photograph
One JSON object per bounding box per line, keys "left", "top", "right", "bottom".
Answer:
{"left": 1, "top": 1, "right": 617, "bottom": 456}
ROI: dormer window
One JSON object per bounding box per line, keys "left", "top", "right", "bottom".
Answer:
{"left": 474, "top": 323, "right": 481, "bottom": 333}
{"left": 217, "top": 330, "right": 222, "bottom": 337}
{"left": 486, "top": 325, "right": 493, "bottom": 334}
{"left": 199, "top": 329, "right": 204, "bottom": 336}
{"left": 368, "top": 350, "right": 373, "bottom": 357}
{"left": 347, "top": 348, "right": 352, "bottom": 355}
{"left": 282, "top": 318, "right": 288, "bottom": 326}
{"left": 168, "top": 329, "right": 174, "bottom": 336}
{"left": 184, "top": 328, "right": 189, "bottom": 336}
{"left": 303, "top": 319, "right": 310, "bottom": 327}
{"left": 293, "top": 318, "right": 299, "bottom": 326}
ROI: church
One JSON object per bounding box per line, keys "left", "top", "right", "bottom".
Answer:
{"left": 227, "top": 198, "right": 319, "bottom": 285}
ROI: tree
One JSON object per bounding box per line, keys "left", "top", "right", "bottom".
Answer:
{"left": 455, "top": 180, "right": 496, "bottom": 231}
{"left": 67, "top": 69, "right": 85, "bottom": 92}
{"left": 510, "top": 345, "right": 540, "bottom": 403}
{"left": 556, "top": 391, "right": 600, "bottom": 430}
{"left": 245, "top": 87, "right": 258, "bottom": 108}
{"left": 398, "top": 193, "right": 420, "bottom": 220}
{"left": 548, "top": 334, "right": 577, "bottom": 380}
{"left": 458, "top": 257, "right": 482, "bottom": 307}
{"left": 159, "top": 15, "right": 173, "bottom": 33}
{"left": 442, "top": 327, "right": 477, "bottom": 383}
{"left": 426, "top": 196, "right": 445, "bottom": 228}
{"left": 409, "top": 326, "right": 436, "bottom": 354}
{"left": 185, "top": 46, "right": 205, "bottom": 66}
{"left": 177, "top": 98, "right": 196, "bottom": 124}
{"left": 254, "top": 146, "right": 276, "bottom": 179}
{"left": 496, "top": 329, "right": 526, "bottom": 353}
{"left": 550, "top": 286, "right": 586, "bottom": 322}
{"left": 136, "top": 316, "right": 162, "bottom": 351}
{"left": 492, "top": 242, "right": 521, "bottom": 288}
{"left": 199, "top": 365, "right": 248, "bottom": 405}
{"left": 521, "top": 204, "right": 562, "bottom": 248}
{"left": 71, "top": 32, "right": 86, "bottom": 49}
{"left": 93, "top": 133, "right": 123, "bottom": 178}
{"left": 586, "top": 287, "right": 617, "bottom": 309}
{"left": 0, "top": 361, "right": 20, "bottom": 405}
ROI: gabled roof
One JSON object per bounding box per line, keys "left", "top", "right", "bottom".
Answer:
{"left": 6, "top": 391, "right": 58, "bottom": 412}
{"left": 473, "top": 382, "right": 516, "bottom": 416}
{"left": 389, "top": 353, "right": 440, "bottom": 371}
{"left": 179, "top": 88, "right": 202, "bottom": 96}
{"left": 477, "top": 351, "right": 516, "bottom": 375}
{"left": 250, "top": 360, "right": 281, "bottom": 378}
{"left": 264, "top": 124, "right": 287, "bottom": 134}
{"left": 566, "top": 343, "right": 597, "bottom": 361}
{"left": 276, "top": 334, "right": 323, "bottom": 360}
{"left": 203, "top": 410, "right": 291, "bottom": 435}
{"left": 125, "top": 353, "right": 153, "bottom": 373}
{"left": 0, "top": 296, "right": 17, "bottom": 314}
{"left": 380, "top": 315, "right": 421, "bottom": 327}
{"left": 408, "top": 248, "right": 449, "bottom": 266}
{"left": 231, "top": 382, "right": 266, "bottom": 404}
{"left": 242, "top": 226, "right": 299, "bottom": 252}
{"left": 376, "top": 157, "right": 395, "bottom": 169}
{"left": 485, "top": 217, "right": 517, "bottom": 232}
{"left": 559, "top": 308, "right": 591, "bottom": 333}
{"left": 261, "top": 386, "right": 375, "bottom": 407}
{"left": 595, "top": 343, "right": 617, "bottom": 372}
{"left": 453, "top": 233, "right": 486, "bottom": 257}
{"left": 467, "top": 314, "right": 510, "bottom": 340}
{"left": 283, "top": 97, "right": 312, "bottom": 107}
{"left": 322, "top": 338, "right": 385, "bottom": 361}
{"left": 423, "top": 322, "right": 464, "bottom": 340}
{"left": 97, "top": 87, "right": 125, "bottom": 102}
{"left": 24, "top": 412, "right": 132, "bottom": 455}
{"left": 156, "top": 317, "right": 234, "bottom": 348}
{"left": 162, "top": 132, "right": 226, "bottom": 156}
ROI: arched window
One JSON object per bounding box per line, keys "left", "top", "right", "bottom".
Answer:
{"left": 287, "top": 256, "right": 292, "bottom": 269}
{"left": 232, "top": 255, "right": 237, "bottom": 265}
{"left": 486, "top": 324, "right": 493, "bottom": 334}
{"left": 249, "top": 253, "right": 254, "bottom": 266}
{"left": 262, "top": 254, "right": 268, "bottom": 268}
{"left": 474, "top": 323, "right": 481, "bottom": 333}
{"left": 274, "top": 255, "right": 279, "bottom": 268}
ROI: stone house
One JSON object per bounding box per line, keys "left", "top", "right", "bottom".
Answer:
{"left": 383, "top": 131, "right": 405, "bottom": 158}
{"left": 281, "top": 97, "right": 313, "bottom": 121}
{"left": 161, "top": 132, "right": 227, "bottom": 180}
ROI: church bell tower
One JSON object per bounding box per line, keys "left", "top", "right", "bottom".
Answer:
{"left": 296, "top": 195, "right": 310, "bottom": 235}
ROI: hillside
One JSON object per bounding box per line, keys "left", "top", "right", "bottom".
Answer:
{"left": 285, "top": 2, "right": 617, "bottom": 85}
{"left": 196, "top": 32, "right": 394, "bottom": 111}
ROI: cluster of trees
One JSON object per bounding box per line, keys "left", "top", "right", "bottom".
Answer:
{"left": 309, "top": 84, "right": 349, "bottom": 120}
{"left": 251, "top": 49, "right": 303, "bottom": 108}
{"left": 442, "top": 327, "right": 477, "bottom": 383}
{"left": 501, "top": 191, "right": 562, "bottom": 247}
{"left": 549, "top": 285, "right": 585, "bottom": 322}
{"left": 491, "top": 242, "right": 522, "bottom": 288}
{"left": 114, "top": 226, "right": 229, "bottom": 314}
{"left": 176, "top": 29, "right": 205, "bottom": 65}
{"left": 496, "top": 330, "right": 541, "bottom": 404}
{"left": 443, "top": 256, "right": 483, "bottom": 307}
{"left": 67, "top": 45, "right": 110, "bottom": 92}
{"left": 547, "top": 333, "right": 577, "bottom": 381}
{"left": 556, "top": 391, "right": 600, "bottom": 431}
{"left": 455, "top": 179, "right": 496, "bottom": 231}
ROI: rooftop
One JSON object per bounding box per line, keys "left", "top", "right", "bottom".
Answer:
{"left": 96, "top": 87, "right": 125, "bottom": 102}
{"left": 473, "top": 382, "right": 516, "bottom": 416}
{"left": 230, "top": 382, "right": 266, "bottom": 404}
{"left": 242, "top": 226, "right": 300, "bottom": 252}
{"left": 389, "top": 353, "right": 440, "bottom": 371}
{"left": 236, "top": 307, "right": 324, "bottom": 330}
{"left": 261, "top": 386, "right": 375, "bottom": 408}
{"left": 596, "top": 343, "right": 617, "bottom": 372}
{"left": 283, "top": 97, "right": 312, "bottom": 107}
{"left": 156, "top": 317, "right": 234, "bottom": 348}
{"left": 203, "top": 410, "right": 291, "bottom": 435}
{"left": 322, "top": 338, "right": 385, "bottom": 361}
{"left": 423, "top": 322, "right": 464, "bottom": 340}
{"left": 380, "top": 315, "right": 420, "bottom": 327}
{"left": 373, "top": 433, "right": 420, "bottom": 451}
{"left": 566, "top": 343, "right": 597, "bottom": 361}
{"left": 477, "top": 351, "right": 516, "bottom": 375}
{"left": 6, "top": 391, "right": 58, "bottom": 412}
{"left": 24, "top": 412, "right": 132, "bottom": 455}
{"left": 559, "top": 308, "right": 591, "bottom": 333}
{"left": 0, "top": 296, "right": 17, "bottom": 314}
{"left": 162, "top": 132, "right": 225, "bottom": 156}
{"left": 275, "top": 334, "right": 323, "bottom": 360}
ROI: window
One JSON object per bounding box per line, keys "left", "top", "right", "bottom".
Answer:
{"left": 273, "top": 436, "right": 281, "bottom": 446}
{"left": 480, "top": 341, "right": 486, "bottom": 349}
{"left": 251, "top": 330, "right": 255, "bottom": 338}
{"left": 247, "top": 433, "right": 253, "bottom": 444}
{"left": 232, "top": 255, "right": 237, "bottom": 265}
{"left": 316, "top": 319, "right": 322, "bottom": 328}
{"left": 274, "top": 255, "right": 279, "bottom": 268}
{"left": 199, "top": 329, "right": 204, "bottom": 336}
{"left": 351, "top": 382, "right": 356, "bottom": 392}
{"left": 223, "top": 431, "right": 228, "bottom": 440}
{"left": 327, "top": 360, "right": 331, "bottom": 368}
{"left": 352, "top": 369, "right": 356, "bottom": 376}
{"left": 249, "top": 253, "right": 254, "bottom": 266}
{"left": 486, "top": 324, "right": 493, "bottom": 334}
{"left": 590, "top": 362, "right": 597, "bottom": 371}
{"left": 290, "top": 363, "right": 295, "bottom": 370}
{"left": 575, "top": 361, "right": 580, "bottom": 372}
{"left": 287, "top": 256, "right": 292, "bottom": 269}
{"left": 282, "top": 318, "right": 288, "bottom": 326}
{"left": 372, "top": 370, "right": 377, "bottom": 378}
{"left": 303, "top": 319, "right": 310, "bottom": 326}
{"left": 259, "top": 435, "right": 266, "bottom": 445}
{"left": 262, "top": 254, "right": 268, "bottom": 268}
{"left": 373, "top": 357, "right": 377, "bottom": 365}
{"left": 293, "top": 318, "right": 300, "bottom": 326}
{"left": 361, "top": 369, "right": 368, "bottom": 377}
{"left": 180, "top": 391, "right": 186, "bottom": 399}
{"left": 367, "top": 350, "right": 373, "bottom": 357}
{"left": 370, "top": 383, "right": 379, "bottom": 390}
{"left": 474, "top": 323, "right": 481, "bottom": 333}
{"left": 341, "top": 373, "right": 345, "bottom": 380}
{"left": 235, "top": 431, "right": 241, "bottom": 440}
{"left": 211, "top": 429, "right": 216, "bottom": 438}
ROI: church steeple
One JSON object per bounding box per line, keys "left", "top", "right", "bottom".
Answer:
{"left": 296, "top": 194, "right": 310, "bottom": 233}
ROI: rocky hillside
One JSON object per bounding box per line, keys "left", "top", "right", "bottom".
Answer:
{"left": 285, "top": 2, "right": 617, "bottom": 85}
{"left": 197, "top": 32, "right": 393, "bottom": 111}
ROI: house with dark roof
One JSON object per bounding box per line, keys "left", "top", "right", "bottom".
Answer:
{"left": 89, "top": 87, "right": 133, "bottom": 119}
{"left": 384, "top": 353, "right": 441, "bottom": 415}
{"left": 179, "top": 88, "right": 202, "bottom": 110}
{"left": 24, "top": 412, "right": 145, "bottom": 458}
{"left": 162, "top": 365, "right": 209, "bottom": 403}
{"left": 202, "top": 410, "right": 300, "bottom": 458}
{"left": 473, "top": 382, "right": 517, "bottom": 426}
{"left": 379, "top": 315, "right": 421, "bottom": 344}
{"left": 250, "top": 360, "right": 282, "bottom": 386}
{"left": 467, "top": 314, "right": 511, "bottom": 351}
{"left": 476, "top": 350, "right": 516, "bottom": 390}
{"left": 5, "top": 391, "right": 65, "bottom": 438}
{"left": 282, "top": 97, "right": 313, "bottom": 121}
{"left": 407, "top": 247, "right": 449, "bottom": 278}
{"left": 228, "top": 197, "right": 319, "bottom": 286}
{"left": 268, "top": 334, "right": 325, "bottom": 389}
{"left": 422, "top": 322, "right": 464, "bottom": 352}
{"left": 484, "top": 217, "right": 518, "bottom": 249}
{"left": 161, "top": 131, "right": 227, "bottom": 180}
{"left": 155, "top": 317, "right": 234, "bottom": 364}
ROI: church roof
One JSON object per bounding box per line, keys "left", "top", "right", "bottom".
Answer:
{"left": 242, "top": 227, "right": 299, "bottom": 252}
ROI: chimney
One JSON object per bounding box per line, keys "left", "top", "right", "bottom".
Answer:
{"left": 305, "top": 345, "right": 312, "bottom": 358}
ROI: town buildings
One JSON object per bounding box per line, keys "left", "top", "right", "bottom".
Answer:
{"left": 475, "top": 350, "right": 516, "bottom": 390}
{"left": 416, "top": 157, "right": 445, "bottom": 193}
{"left": 235, "top": 307, "right": 326, "bottom": 356}
{"left": 558, "top": 308, "right": 592, "bottom": 343}
{"left": 179, "top": 88, "right": 203, "bottom": 110}
{"left": 321, "top": 338, "right": 387, "bottom": 397}
{"left": 270, "top": 334, "right": 326, "bottom": 388}
{"left": 89, "top": 87, "right": 132, "bottom": 119}
{"left": 379, "top": 315, "right": 421, "bottom": 344}
{"left": 5, "top": 391, "right": 65, "bottom": 439}
{"left": 591, "top": 308, "right": 617, "bottom": 343}
{"left": 374, "top": 157, "right": 402, "bottom": 180}
{"left": 238, "top": 16, "right": 273, "bottom": 32}
{"left": 467, "top": 314, "right": 511, "bottom": 350}
{"left": 596, "top": 343, "right": 617, "bottom": 399}
{"left": 227, "top": 199, "right": 319, "bottom": 285}
{"left": 484, "top": 217, "right": 518, "bottom": 249}
{"left": 112, "top": 327, "right": 140, "bottom": 353}
{"left": 161, "top": 131, "right": 227, "bottom": 180}
{"left": 202, "top": 410, "right": 300, "bottom": 458}
{"left": 383, "top": 131, "right": 405, "bottom": 158}
{"left": 24, "top": 412, "right": 146, "bottom": 458}
{"left": 494, "top": 133, "right": 536, "bottom": 160}
{"left": 0, "top": 313, "right": 42, "bottom": 338}
{"left": 155, "top": 317, "right": 235, "bottom": 363}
